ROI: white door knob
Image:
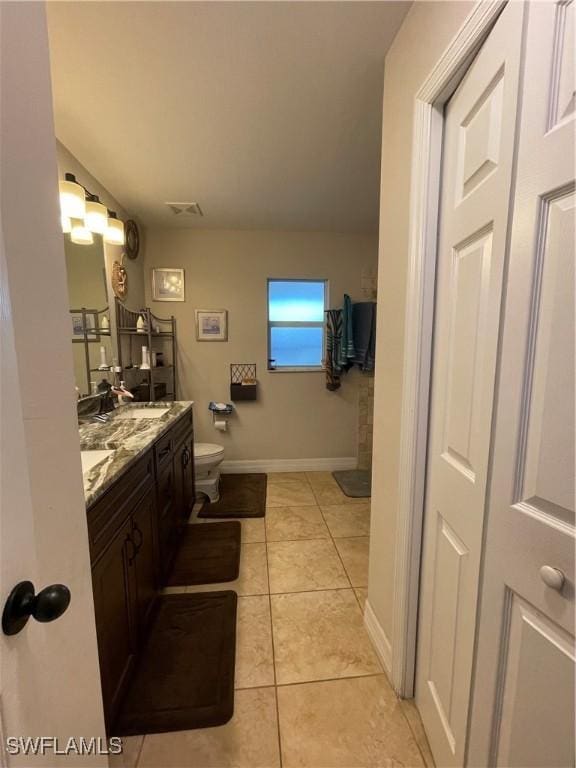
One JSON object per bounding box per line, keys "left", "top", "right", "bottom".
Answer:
{"left": 539, "top": 565, "right": 565, "bottom": 591}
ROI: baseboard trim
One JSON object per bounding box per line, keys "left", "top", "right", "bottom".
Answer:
{"left": 364, "top": 599, "right": 392, "bottom": 678}
{"left": 221, "top": 457, "right": 357, "bottom": 474}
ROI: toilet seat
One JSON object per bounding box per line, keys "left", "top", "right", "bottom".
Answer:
{"left": 194, "top": 442, "right": 225, "bottom": 467}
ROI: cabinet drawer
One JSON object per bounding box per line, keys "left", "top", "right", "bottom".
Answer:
{"left": 154, "top": 432, "right": 173, "bottom": 469}
{"left": 87, "top": 451, "right": 154, "bottom": 564}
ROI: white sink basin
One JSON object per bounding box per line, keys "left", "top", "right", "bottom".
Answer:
{"left": 115, "top": 407, "right": 170, "bottom": 420}
{"left": 81, "top": 449, "right": 115, "bottom": 475}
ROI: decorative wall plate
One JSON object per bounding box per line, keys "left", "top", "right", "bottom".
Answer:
{"left": 125, "top": 219, "right": 140, "bottom": 260}
{"left": 112, "top": 260, "right": 128, "bottom": 300}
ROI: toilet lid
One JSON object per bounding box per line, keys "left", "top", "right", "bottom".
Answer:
{"left": 195, "top": 442, "right": 224, "bottom": 458}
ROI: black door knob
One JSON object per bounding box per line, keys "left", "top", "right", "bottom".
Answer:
{"left": 2, "top": 581, "right": 71, "bottom": 636}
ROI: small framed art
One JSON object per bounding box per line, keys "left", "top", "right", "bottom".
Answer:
{"left": 195, "top": 309, "right": 228, "bottom": 341}
{"left": 152, "top": 268, "right": 185, "bottom": 302}
{"left": 71, "top": 310, "right": 100, "bottom": 343}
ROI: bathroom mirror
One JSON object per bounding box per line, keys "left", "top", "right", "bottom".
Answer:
{"left": 64, "top": 238, "right": 115, "bottom": 396}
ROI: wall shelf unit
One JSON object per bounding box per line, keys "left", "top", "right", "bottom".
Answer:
{"left": 70, "top": 305, "right": 112, "bottom": 397}
{"left": 115, "top": 299, "right": 177, "bottom": 402}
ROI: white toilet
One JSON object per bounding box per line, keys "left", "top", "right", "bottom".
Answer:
{"left": 194, "top": 443, "right": 225, "bottom": 503}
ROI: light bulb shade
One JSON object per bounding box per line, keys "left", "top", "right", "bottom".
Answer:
{"left": 85, "top": 200, "right": 108, "bottom": 234}
{"left": 70, "top": 224, "right": 94, "bottom": 245}
{"left": 61, "top": 215, "right": 72, "bottom": 234}
{"left": 59, "top": 179, "right": 86, "bottom": 219}
{"left": 104, "top": 216, "right": 125, "bottom": 245}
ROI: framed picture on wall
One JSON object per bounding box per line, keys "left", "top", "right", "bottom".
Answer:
{"left": 195, "top": 309, "right": 228, "bottom": 341}
{"left": 151, "top": 267, "right": 185, "bottom": 302}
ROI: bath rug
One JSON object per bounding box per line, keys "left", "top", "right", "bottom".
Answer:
{"left": 332, "top": 469, "right": 371, "bottom": 498}
{"left": 113, "top": 592, "right": 237, "bottom": 735}
{"left": 198, "top": 473, "right": 267, "bottom": 518}
{"left": 166, "top": 521, "right": 241, "bottom": 586}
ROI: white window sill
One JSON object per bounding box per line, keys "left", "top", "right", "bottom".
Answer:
{"left": 267, "top": 367, "right": 325, "bottom": 373}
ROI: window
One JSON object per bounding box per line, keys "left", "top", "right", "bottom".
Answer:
{"left": 267, "top": 279, "right": 327, "bottom": 370}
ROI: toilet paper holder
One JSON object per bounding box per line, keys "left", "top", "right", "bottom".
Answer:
{"left": 208, "top": 401, "right": 234, "bottom": 430}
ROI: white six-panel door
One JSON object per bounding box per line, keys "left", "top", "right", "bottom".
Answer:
{"left": 468, "top": 2, "right": 575, "bottom": 765}
{"left": 414, "top": 4, "right": 525, "bottom": 766}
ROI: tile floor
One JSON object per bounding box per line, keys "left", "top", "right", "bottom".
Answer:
{"left": 114, "top": 472, "right": 433, "bottom": 768}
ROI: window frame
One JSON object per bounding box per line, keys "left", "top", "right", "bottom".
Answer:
{"left": 267, "top": 278, "right": 329, "bottom": 372}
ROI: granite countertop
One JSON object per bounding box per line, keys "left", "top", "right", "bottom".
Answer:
{"left": 80, "top": 401, "right": 194, "bottom": 508}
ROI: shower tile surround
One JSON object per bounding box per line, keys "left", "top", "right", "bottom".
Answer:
{"left": 117, "top": 471, "right": 432, "bottom": 768}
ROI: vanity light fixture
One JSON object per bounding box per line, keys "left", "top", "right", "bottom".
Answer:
{"left": 104, "top": 212, "right": 125, "bottom": 245}
{"left": 85, "top": 196, "right": 108, "bottom": 235}
{"left": 59, "top": 172, "right": 126, "bottom": 246}
{"left": 70, "top": 223, "right": 94, "bottom": 245}
{"left": 58, "top": 173, "right": 86, "bottom": 219}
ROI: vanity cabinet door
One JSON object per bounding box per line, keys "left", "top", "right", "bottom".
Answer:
{"left": 156, "top": 461, "right": 179, "bottom": 581}
{"left": 175, "top": 434, "right": 195, "bottom": 524}
{"left": 131, "top": 494, "right": 157, "bottom": 636}
{"left": 91, "top": 516, "right": 137, "bottom": 730}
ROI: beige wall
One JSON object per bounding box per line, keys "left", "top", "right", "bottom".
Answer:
{"left": 368, "top": 2, "right": 475, "bottom": 640}
{"left": 144, "top": 229, "right": 378, "bottom": 462}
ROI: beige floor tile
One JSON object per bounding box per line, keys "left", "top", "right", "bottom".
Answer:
{"left": 110, "top": 736, "right": 143, "bottom": 768}
{"left": 268, "top": 539, "right": 350, "bottom": 593}
{"left": 313, "top": 484, "right": 369, "bottom": 506}
{"left": 235, "top": 595, "right": 275, "bottom": 689}
{"left": 321, "top": 502, "right": 371, "bottom": 538}
{"left": 266, "top": 480, "right": 317, "bottom": 507}
{"left": 200, "top": 516, "right": 266, "bottom": 543}
{"left": 266, "top": 505, "right": 330, "bottom": 541}
{"left": 306, "top": 471, "right": 338, "bottom": 487}
{"left": 138, "top": 687, "right": 281, "bottom": 767}
{"left": 277, "top": 676, "right": 424, "bottom": 768}
{"left": 271, "top": 589, "right": 381, "bottom": 684}
{"left": 354, "top": 587, "right": 369, "bottom": 611}
{"left": 187, "top": 542, "right": 269, "bottom": 596}
{"left": 334, "top": 536, "right": 370, "bottom": 587}
{"left": 400, "top": 699, "right": 436, "bottom": 767}
{"left": 267, "top": 472, "right": 310, "bottom": 484}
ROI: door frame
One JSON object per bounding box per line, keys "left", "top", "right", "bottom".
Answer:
{"left": 390, "top": 0, "right": 507, "bottom": 698}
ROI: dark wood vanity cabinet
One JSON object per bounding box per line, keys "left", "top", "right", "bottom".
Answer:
{"left": 131, "top": 495, "right": 157, "bottom": 635}
{"left": 87, "top": 410, "right": 195, "bottom": 731}
{"left": 91, "top": 515, "right": 137, "bottom": 728}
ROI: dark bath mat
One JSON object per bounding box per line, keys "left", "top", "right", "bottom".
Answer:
{"left": 198, "top": 473, "right": 267, "bottom": 519}
{"left": 332, "top": 469, "right": 371, "bottom": 498}
{"left": 113, "top": 592, "right": 237, "bottom": 735}
{"left": 166, "top": 522, "right": 241, "bottom": 586}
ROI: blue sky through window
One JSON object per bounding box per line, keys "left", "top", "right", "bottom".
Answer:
{"left": 268, "top": 280, "right": 326, "bottom": 368}
{"left": 268, "top": 281, "right": 325, "bottom": 322}
{"left": 270, "top": 327, "right": 323, "bottom": 366}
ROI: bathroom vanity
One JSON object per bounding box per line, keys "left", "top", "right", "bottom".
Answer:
{"left": 79, "top": 402, "right": 195, "bottom": 728}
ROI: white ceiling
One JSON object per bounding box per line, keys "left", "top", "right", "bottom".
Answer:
{"left": 47, "top": 2, "right": 410, "bottom": 233}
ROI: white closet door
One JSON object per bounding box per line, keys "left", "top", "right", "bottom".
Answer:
{"left": 468, "top": 2, "right": 575, "bottom": 765}
{"left": 414, "top": 4, "right": 525, "bottom": 766}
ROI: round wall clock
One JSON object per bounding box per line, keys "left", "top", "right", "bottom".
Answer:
{"left": 125, "top": 219, "right": 140, "bottom": 260}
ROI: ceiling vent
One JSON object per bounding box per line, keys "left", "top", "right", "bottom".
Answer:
{"left": 165, "top": 202, "right": 203, "bottom": 217}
